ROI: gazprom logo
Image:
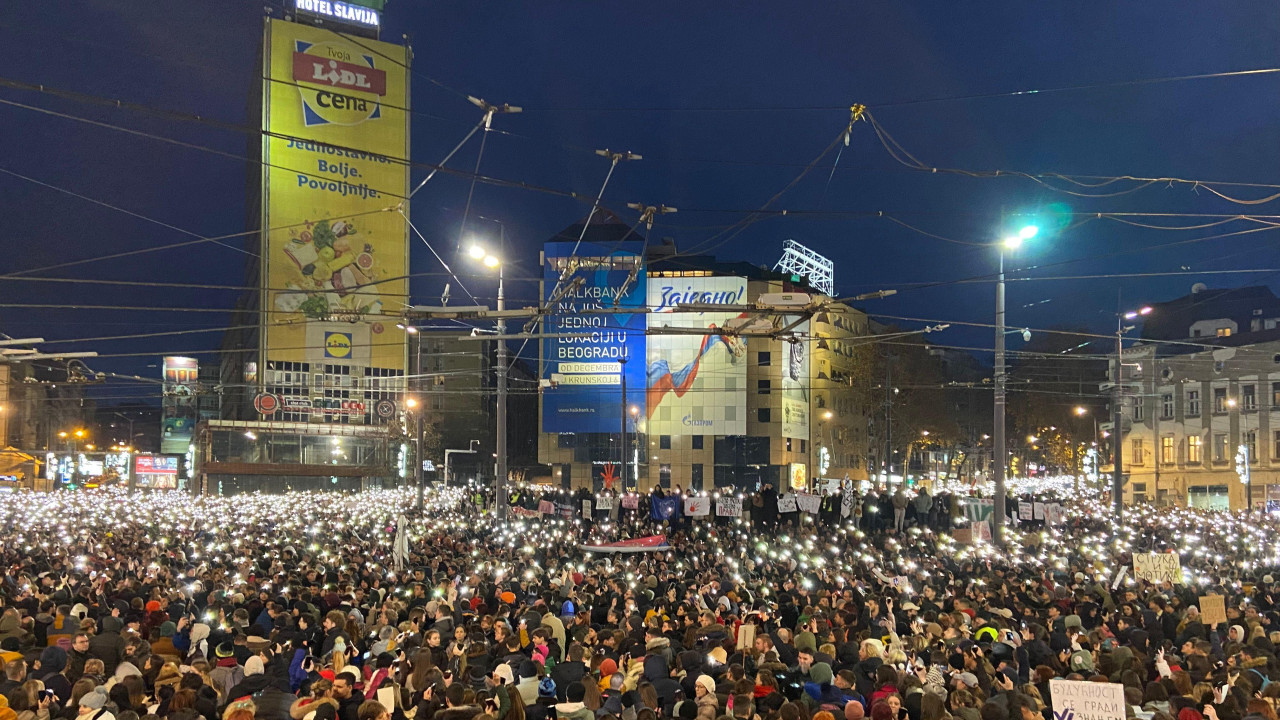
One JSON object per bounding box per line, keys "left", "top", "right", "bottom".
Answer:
{"left": 682, "top": 414, "right": 713, "bottom": 427}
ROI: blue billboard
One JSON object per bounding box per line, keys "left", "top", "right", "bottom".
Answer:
{"left": 542, "top": 241, "right": 646, "bottom": 433}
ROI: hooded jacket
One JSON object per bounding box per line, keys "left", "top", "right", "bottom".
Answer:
{"left": 87, "top": 618, "right": 125, "bottom": 676}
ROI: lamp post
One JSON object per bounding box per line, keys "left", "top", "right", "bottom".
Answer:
{"left": 467, "top": 242, "right": 507, "bottom": 519}
{"left": 628, "top": 404, "right": 640, "bottom": 492}
{"left": 993, "top": 224, "right": 1037, "bottom": 546}
{"left": 1113, "top": 305, "right": 1151, "bottom": 524}
{"left": 405, "top": 397, "right": 424, "bottom": 513}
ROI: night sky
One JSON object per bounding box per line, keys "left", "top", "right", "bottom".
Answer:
{"left": 3, "top": 1, "right": 1279, "bottom": 405}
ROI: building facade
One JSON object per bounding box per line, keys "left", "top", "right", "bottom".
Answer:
{"left": 537, "top": 230, "right": 872, "bottom": 492}
{"left": 1114, "top": 285, "right": 1280, "bottom": 510}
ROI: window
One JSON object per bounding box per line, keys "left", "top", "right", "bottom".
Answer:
{"left": 1186, "top": 389, "right": 1200, "bottom": 417}
{"left": 691, "top": 464, "right": 704, "bottom": 490}
{"left": 786, "top": 438, "right": 793, "bottom": 452}
{"left": 758, "top": 408, "right": 771, "bottom": 423}
{"left": 1162, "top": 394, "right": 1174, "bottom": 419}
{"left": 1161, "top": 436, "right": 1175, "bottom": 464}
{"left": 1246, "top": 430, "right": 1258, "bottom": 461}
{"left": 800, "top": 439, "right": 806, "bottom": 453}
{"left": 1133, "top": 400, "right": 1144, "bottom": 421}
{"left": 1131, "top": 438, "right": 1144, "bottom": 465}
{"left": 1187, "top": 435, "right": 1202, "bottom": 464}
{"left": 1273, "top": 381, "right": 1280, "bottom": 408}
{"left": 1243, "top": 384, "right": 1257, "bottom": 410}
{"left": 757, "top": 380, "right": 771, "bottom": 395}
{"left": 1218, "top": 327, "right": 1232, "bottom": 337}
{"left": 1273, "top": 430, "right": 1280, "bottom": 461}
{"left": 1214, "top": 433, "right": 1229, "bottom": 463}
{"left": 659, "top": 464, "right": 671, "bottom": 488}
{"left": 758, "top": 352, "right": 771, "bottom": 367}
{"left": 1214, "top": 387, "right": 1228, "bottom": 413}
{"left": 659, "top": 435, "right": 671, "bottom": 450}
{"left": 691, "top": 435, "right": 704, "bottom": 450}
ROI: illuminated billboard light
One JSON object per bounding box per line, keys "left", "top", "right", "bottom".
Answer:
{"left": 294, "top": 0, "right": 381, "bottom": 28}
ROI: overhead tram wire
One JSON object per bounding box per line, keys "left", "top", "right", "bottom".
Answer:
{"left": 862, "top": 108, "right": 1280, "bottom": 205}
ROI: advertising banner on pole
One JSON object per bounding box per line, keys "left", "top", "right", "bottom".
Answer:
{"left": 646, "top": 276, "right": 747, "bottom": 436}
{"left": 541, "top": 241, "right": 646, "bottom": 432}
{"left": 162, "top": 357, "right": 198, "bottom": 454}
{"left": 781, "top": 321, "right": 810, "bottom": 442}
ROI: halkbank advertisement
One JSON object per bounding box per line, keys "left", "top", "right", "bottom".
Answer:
{"left": 261, "top": 18, "right": 409, "bottom": 371}
{"left": 541, "top": 241, "right": 647, "bottom": 433}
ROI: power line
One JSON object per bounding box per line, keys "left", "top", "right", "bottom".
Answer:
{"left": 521, "top": 68, "right": 1280, "bottom": 113}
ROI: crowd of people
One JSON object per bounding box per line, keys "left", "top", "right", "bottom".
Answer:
{"left": 0, "top": 486, "right": 1272, "bottom": 720}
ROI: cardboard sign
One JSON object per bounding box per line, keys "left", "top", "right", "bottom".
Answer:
{"left": 622, "top": 494, "right": 639, "bottom": 509}
{"left": 952, "top": 527, "right": 973, "bottom": 544}
{"left": 736, "top": 623, "right": 757, "bottom": 651}
{"left": 1033, "top": 502, "right": 1046, "bottom": 520}
{"left": 1019, "top": 501, "right": 1034, "bottom": 520}
{"left": 1199, "top": 594, "right": 1227, "bottom": 625}
{"left": 596, "top": 496, "right": 616, "bottom": 510}
{"left": 1049, "top": 679, "right": 1126, "bottom": 720}
{"left": 971, "top": 520, "right": 992, "bottom": 543}
{"left": 1133, "top": 552, "right": 1184, "bottom": 585}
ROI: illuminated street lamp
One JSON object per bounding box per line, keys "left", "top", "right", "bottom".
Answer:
{"left": 466, "top": 240, "right": 508, "bottom": 519}
{"left": 1112, "top": 304, "right": 1153, "bottom": 524}
{"left": 993, "top": 223, "right": 1038, "bottom": 546}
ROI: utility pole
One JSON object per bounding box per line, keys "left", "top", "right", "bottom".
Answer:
{"left": 884, "top": 357, "right": 893, "bottom": 486}
{"left": 620, "top": 354, "right": 628, "bottom": 493}
{"left": 495, "top": 263, "right": 508, "bottom": 519}
{"left": 993, "top": 249, "right": 1008, "bottom": 546}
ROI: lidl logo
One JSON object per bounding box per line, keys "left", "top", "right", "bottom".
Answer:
{"left": 324, "top": 332, "right": 353, "bottom": 358}
{"left": 292, "top": 40, "right": 387, "bottom": 127}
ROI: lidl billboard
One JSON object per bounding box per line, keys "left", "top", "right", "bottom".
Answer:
{"left": 541, "top": 242, "right": 646, "bottom": 433}
{"left": 645, "top": 277, "right": 748, "bottom": 436}
{"left": 261, "top": 18, "right": 409, "bottom": 372}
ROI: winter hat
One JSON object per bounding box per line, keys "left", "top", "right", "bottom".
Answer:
{"left": 561, "top": 601, "right": 576, "bottom": 618}
{"left": 1069, "top": 650, "right": 1095, "bottom": 673}
{"left": 70, "top": 604, "right": 88, "bottom": 620}
{"left": 599, "top": 658, "right": 618, "bottom": 677}
{"left": 190, "top": 623, "right": 211, "bottom": 644}
{"left": 952, "top": 672, "right": 979, "bottom": 689}
{"left": 809, "top": 663, "right": 834, "bottom": 686}
{"left": 80, "top": 687, "right": 109, "bottom": 710}
{"left": 845, "top": 701, "right": 866, "bottom": 720}
{"left": 40, "top": 647, "right": 68, "bottom": 674}
{"left": 795, "top": 631, "right": 817, "bottom": 653}
{"left": 491, "top": 664, "right": 514, "bottom": 686}
{"left": 215, "top": 642, "right": 235, "bottom": 659}
{"left": 245, "top": 656, "right": 264, "bottom": 676}
{"left": 1064, "top": 615, "right": 1083, "bottom": 631}
{"left": 538, "top": 677, "right": 557, "bottom": 699}
{"left": 146, "top": 601, "right": 162, "bottom": 613}
{"left": 696, "top": 675, "right": 716, "bottom": 695}
{"left": 159, "top": 621, "right": 177, "bottom": 638}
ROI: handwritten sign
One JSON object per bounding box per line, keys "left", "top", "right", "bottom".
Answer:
{"left": 716, "top": 497, "right": 742, "bottom": 517}
{"left": 1133, "top": 552, "right": 1184, "bottom": 584}
{"left": 622, "top": 494, "right": 639, "bottom": 510}
{"left": 1045, "top": 503, "right": 1065, "bottom": 525}
{"left": 596, "top": 496, "right": 615, "bottom": 510}
{"left": 1033, "top": 502, "right": 1045, "bottom": 520}
{"left": 1019, "top": 502, "right": 1034, "bottom": 521}
{"left": 1199, "top": 594, "right": 1227, "bottom": 626}
{"left": 1048, "top": 679, "right": 1126, "bottom": 720}
{"left": 736, "top": 623, "right": 757, "bottom": 651}
{"left": 778, "top": 493, "right": 798, "bottom": 513}
{"left": 796, "top": 492, "right": 821, "bottom": 514}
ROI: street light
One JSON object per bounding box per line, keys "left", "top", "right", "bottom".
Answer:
{"left": 1112, "top": 304, "right": 1152, "bottom": 525}
{"left": 467, "top": 240, "right": 508, "bottom": 519}
{"left": 993, "top": 223, "right": 1038, "bottom": 547}
{"left": 404, "top": 396, "right": 425, "bottom": 513}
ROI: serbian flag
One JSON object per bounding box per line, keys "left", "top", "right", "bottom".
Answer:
{"left": 580, "top": 535, "right": 669, "bottom": 553}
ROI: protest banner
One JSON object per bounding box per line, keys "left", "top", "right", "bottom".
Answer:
{"left": 684, "top": 496, "right": 711, "bottom": 516}
{"left": 778, "top": 493, "right": 798, "bottom": 513}
{"left": 1199, "top": 594, "right": 1227, "bottom": 625}
{"left": 716, "top": 497, "right": 742, "bottom": 517}
{"left": 796, "top": 492, "right": 821, "bottom": 514}
{"left": 1048, "top": 678, "right": 1126, "bottom": 720}
{"left": 1133, "top": 552, "right": 1184, "bottom": 584}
